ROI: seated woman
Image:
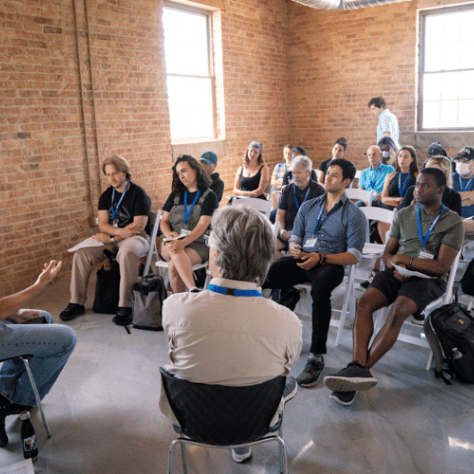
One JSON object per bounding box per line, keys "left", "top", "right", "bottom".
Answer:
{"left": 399, "top": 155, "right": 462, "bottom": 216}
{"left": 361, "top": 146, "right": 419, "bottom": 288}
{"left": 232, "top": 141, "right": 269, "bottom": 200}
{"left": 271, "top": 144, "right": 292, "bottom": 210}
{"left": 317, "top": 137, "right": 347, "bottom": 186}
{"left": 160, "top": 155, "right": 219, "bottom": 293}
{"left": 377, "top": 136, "right": 399, "bottom": 167}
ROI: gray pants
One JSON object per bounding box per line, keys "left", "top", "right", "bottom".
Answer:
{"left": 70, "top": 235, "right": 150, "bottom": 308}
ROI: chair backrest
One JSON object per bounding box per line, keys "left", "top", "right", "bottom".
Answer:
{"left": 441, "top": 249, "right": 462, "bottom": 305}
{"left": 345, "top": 188, "right": 374, "bottom": 206}
{"left": 142, "top": 210, "right": 162, "bottom": 277}
{"left": 273, "top": 220, "right": 280, "bottom": 239}
{"left": 360, "top": 206, "right": 394, "bottom": 225}
{"left": 231, "top": 197, "right": 272, "bottom": 218}
{"left": 160, "top": 368, "right": 285, "bottom": 446}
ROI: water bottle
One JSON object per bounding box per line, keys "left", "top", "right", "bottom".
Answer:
{"left": 20, "top": 411, "right": 38, "bottom": 461}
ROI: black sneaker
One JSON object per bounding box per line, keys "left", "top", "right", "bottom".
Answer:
{"left": 282, "top": 376, "right": 298, "bottom": 404}
{"left": 330, "top": 390, "right": 358, "bottom": 406}
{"left": 296, "top": 358, "right": 325, "bottom": 387}
{"left": 324, "top": 361, "right": 377, "bottom": 392}
{"left": 359, "top": 269, "right": 379, "bottom": 290}
{"left": 59, "top": 303, "right": 85, "bottom": 321}
{"left": 112, "top": 307, "right": 133, "bottom": 326}
{"left": 411, "top": 310, "right": 425, "bottom": 325}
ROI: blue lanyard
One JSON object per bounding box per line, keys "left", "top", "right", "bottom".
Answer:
{"left": 184, "top": 190, "right": 201, "bottom": 226}
{"left": 313, "top": 207, "right": 326, "bottom": 236}
{"left": 293, "top": 184, "right": 311, "bottom": 211}
{"left": 398, "top": 172, "right": 411, "bottom": 197}
{"left": 369, "top": 166, "right": 383, "bottom": 189}
{"left": 111, "top": 182, "right": 129, "bottom": 222}
{"left": 417, "top": 204, "right": 445, "bottom": 250}
{"left": 458, "top": 174, "right": 474, "bottom": 192}
{"left": 207, "top": 284, "right": 262, "bottom": 297}
{"left": 284, "top": 163, "right": 287, "bottom": 174}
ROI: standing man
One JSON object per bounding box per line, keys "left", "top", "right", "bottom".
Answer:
{"left": 368, "top": 97, "right": 400, "bottom": 147}
{"left": 199, "top": 151, "right": 224, "bottom": 203}
{"left": 263, "top": 158, "right": 367, "bottom": 388}
{"left": 358, "top": 145, "right": 394, "bottom": 204}
{"left": 275, "top": 156, "right": 325, "bottom": 259}
{"left": 452, "top": 146, "right": 474, "bottom": 237}
{"left": 160, "top": 206, "right": 302, "bottom": 464}
{"left": 60, "top": 155, "right": 151, "bottom": 326}
{"left": 325, "top": 168, "right": 464, "bottom": 405}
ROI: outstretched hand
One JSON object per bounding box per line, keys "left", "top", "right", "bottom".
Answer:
{"left": 35, "top": 260, "right": 62, "bottom": 289}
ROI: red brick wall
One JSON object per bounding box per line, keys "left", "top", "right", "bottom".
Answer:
{"left": 0, "top": 0, "right": 291, "bottom": 297}
{"left": 288, "top": 2, "right": 419, "bottom": 170}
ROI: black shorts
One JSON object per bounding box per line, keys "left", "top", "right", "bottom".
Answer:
{"left": 370, "top": 269, "right": 446, "bottom": 312}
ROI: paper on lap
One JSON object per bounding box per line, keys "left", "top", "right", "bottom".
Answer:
{"left": 68, "top": 237, "right": 104, "bottom": 252}
{"left": 393, "top": 264, "right": 435, "bottom": 279}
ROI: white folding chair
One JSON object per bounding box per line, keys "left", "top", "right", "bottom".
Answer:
{"left": 231, "top": 196, "right": 273, "bottom": 219}
{"left": 350, "top": 170, "right": 362, "bottom": 188}
{"left": 345, "top": 188, "right": 374, "bottom": 207}
{"left": 373, "top": 250, "right": 462, "bottom": 370}
{"left": 142, "top": 210, "right": 208, "bottom": 288}
{"left": 359, "top": 205, "right": 394, "bottom": 246}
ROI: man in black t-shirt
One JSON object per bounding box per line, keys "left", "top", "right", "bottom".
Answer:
{"left": 60, "top": 155, "right": 151, "bottom": 326}
{"left": 199, "top": 151, "right": 224, "bottom": 202}
{"left": 275, "top": 156, "right": 325, "bottom": 259}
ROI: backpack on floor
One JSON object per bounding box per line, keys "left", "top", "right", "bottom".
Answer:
{"left": 424, "top": 303, "right": 474, "bottom": 384}
{"left": 92, "top": 250, "right": 120, "bottom": 314}
{"left": 131, "top": 274, "right": 167, "bottom": 331}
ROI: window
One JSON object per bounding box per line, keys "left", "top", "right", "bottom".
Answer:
{"left": 419, "top": 5, "right": 474, "bottom": 131}
{"left": 163, "top": 5, "right": 215, "bottom": 142}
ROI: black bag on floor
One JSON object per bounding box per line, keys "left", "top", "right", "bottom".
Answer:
{"left": 424, "top": 303, "right": 474, "bottom": 384}
{"left": 92, "top": 250, "right": 120, "bottom": 314}
{"left": 131, "top": 274, "right": 167, "bottom": 331}
{"left": 461, "top": 258, "right": 474, "bottom": 296}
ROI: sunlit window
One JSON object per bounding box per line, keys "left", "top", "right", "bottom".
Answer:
{"left": 163, "top": 6, "right": 215, "bottom": 142}
{"left": 419, "top": 6, "right": 474, "bottom": 130}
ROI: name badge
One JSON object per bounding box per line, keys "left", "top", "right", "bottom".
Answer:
{"left": 305, "top": 238, "right": 317, "bottom": 247}
{"left": 180, "top": 229, "right": 191, "bottom": 237}
{"left": 418, "top": 250, "right": 434, "bottom": 260}
{"left": 112, "top": 221, "right": 118, "bottom": 228}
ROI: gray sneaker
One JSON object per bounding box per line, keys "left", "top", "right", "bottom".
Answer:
{"left": 324, "top": 362, "right": 377, "bottom": 392}
{"left": 296, "top": 358, "right": 325, "bottom": 387}
{"left": 330, "top": 390, "right": 358, "bottom": 406}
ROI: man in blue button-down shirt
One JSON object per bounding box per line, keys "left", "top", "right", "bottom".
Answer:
{"left": 263, "top": 158, "right": 367, "bottom": 388}
{"left": 358, "top": 145, "right": 394, "bottom": 204}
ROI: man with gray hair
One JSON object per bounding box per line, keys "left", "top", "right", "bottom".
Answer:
{"left": 159, "top": 206, "right": 303, "bottom": 464}
{"left": 276, "top": 156, "right": 324, "bottom": 259}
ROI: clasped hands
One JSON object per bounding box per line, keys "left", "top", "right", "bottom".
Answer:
{"left": 289, "top": 243, "right": 320, "bottom": 270}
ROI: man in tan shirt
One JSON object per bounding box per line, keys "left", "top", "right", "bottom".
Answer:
{"left": 159, "top": 206, "right": 302, "bottom": 464}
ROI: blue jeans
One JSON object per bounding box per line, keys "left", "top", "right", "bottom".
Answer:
{"left": 0, "top": 311, "right": 77, "bottom": 406}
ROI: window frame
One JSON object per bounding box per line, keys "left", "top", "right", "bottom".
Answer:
{"left": 418, "top": 4, "right": 474, "bottom": 132}
{"left": 162, "top": 0, "right": 218, "bottom": 143}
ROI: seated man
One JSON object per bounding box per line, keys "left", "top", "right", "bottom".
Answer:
{"left": 275, "top": 155, "right": 324, "bottom": 259}
{"left": 199, "top": 151, "right": 224, "bottom": 203}
{"left": 263, "top": 158, "right": 367, "bottom": 388}
{"left": 60, "top": 155, "right": 151, "bottom": 326}
{"left": 159, "top": 206, "right": 302, "bottom": 464}
{"left": 325, "top": 168, "right": 464, "bottom": 405}
{"left": 452, "top": 147, "right": 474, "bottom": 238}
{"left": 0, "top": 261, "right": 77, "bottom": 447}
{"left": 357, "top": 145, "right": 394, "bottom": 205}
{"left": 281, "top": 146, "right": 319, "bottom": 186}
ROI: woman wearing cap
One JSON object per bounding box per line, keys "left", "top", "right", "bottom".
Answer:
{"left": 160, "top": 155, "right": 219, "bottom": 293}
{"left": 317, "top": 137, "right": 347, "bottom": 185}
{"left": 232, "top": 141, "right": 269, "bottom": 200}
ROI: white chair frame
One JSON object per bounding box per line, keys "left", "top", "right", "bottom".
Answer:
{"left": 345, "top": 188, "right": 374, "bottom": 207}
{"left": 231, "top": 196, "right": 273, "bottom": 218}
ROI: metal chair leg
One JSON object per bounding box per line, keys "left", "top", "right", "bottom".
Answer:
{"left": 181, "top": 442, "right": 188, "bottom": 474}
{"left": 168, "top": 440, "right": 177, "bottom": 474}
{"left": 21, "top": 357, "right": 51, "bottom": 438}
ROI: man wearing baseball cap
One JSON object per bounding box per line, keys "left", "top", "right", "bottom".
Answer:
{"left": 200, "top": 151, "right": 224, "bottom": 203}
{"left": 453, "top": 146, "right": 474, "bottom": 236}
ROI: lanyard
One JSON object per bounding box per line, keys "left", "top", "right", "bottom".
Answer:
{"left": 184, "top": 190, "right": 201, "bottom": 226}
{"left": 369, "top": 165, "right": 383, "bottom": 189}
{"left": 207, "top": 284, "right": 262, "bottom": 297}
{"left": 111, "top": 182, "right": 129, "bottom": 222}
{"left": 313, "top": 206, "right": 326, "bottom": 236}
{"left": 293, "top": 183, "right": 311, "bottom": 211}
{"left": 284, "top": 163, "right": 287, "bottom": 174}
{"left": 417, "top": 204, "right": 445, "bottom": 250}
{"left": 458, "top": 174, "right": 474, "bottom": 192}
{"left": 398, "top": 172, "right": 411, "bottom": 197}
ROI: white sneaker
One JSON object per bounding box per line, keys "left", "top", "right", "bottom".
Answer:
{"left": 231, "top": 447, "right": 252, "bottom": 463}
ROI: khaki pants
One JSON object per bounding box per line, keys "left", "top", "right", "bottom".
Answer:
{"left": 70, "top": 235, "right": 150, "bottom": 308}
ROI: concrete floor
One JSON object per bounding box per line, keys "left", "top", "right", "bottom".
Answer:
{"left": 1, "top": 267, "right": 474, "bottom": 474}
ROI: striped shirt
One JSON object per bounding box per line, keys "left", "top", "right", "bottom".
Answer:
{"left": 289, "top": 193, "right": 367, "bottom": 261}
{"left": 377, "top": 109, "right": 400, "bottom": 146}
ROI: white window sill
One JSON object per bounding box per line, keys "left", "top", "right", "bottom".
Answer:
{"left": 171, "top": 139, "right": 226, "bottom": 161}
{"left": 415, "top": 131, "right": 474, "bottom": 149}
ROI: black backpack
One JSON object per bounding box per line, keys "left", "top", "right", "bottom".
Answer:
{"left": 424, "top": 303, "right": 474, "bottom": 384}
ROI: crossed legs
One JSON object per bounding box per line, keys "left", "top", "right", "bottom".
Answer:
{"left": 161, "top": 244, "right": 202, "bottom": 293}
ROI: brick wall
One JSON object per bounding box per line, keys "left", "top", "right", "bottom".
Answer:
{"left": 288, "top": 2, "right": 420, "bottom": 170}
{"left": 0, "top": 0, "right": 291, "bottom": 297}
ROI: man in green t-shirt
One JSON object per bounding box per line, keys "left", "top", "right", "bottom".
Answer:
{"left": 324, "top": 168, "right": 464, "bottom": 405}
